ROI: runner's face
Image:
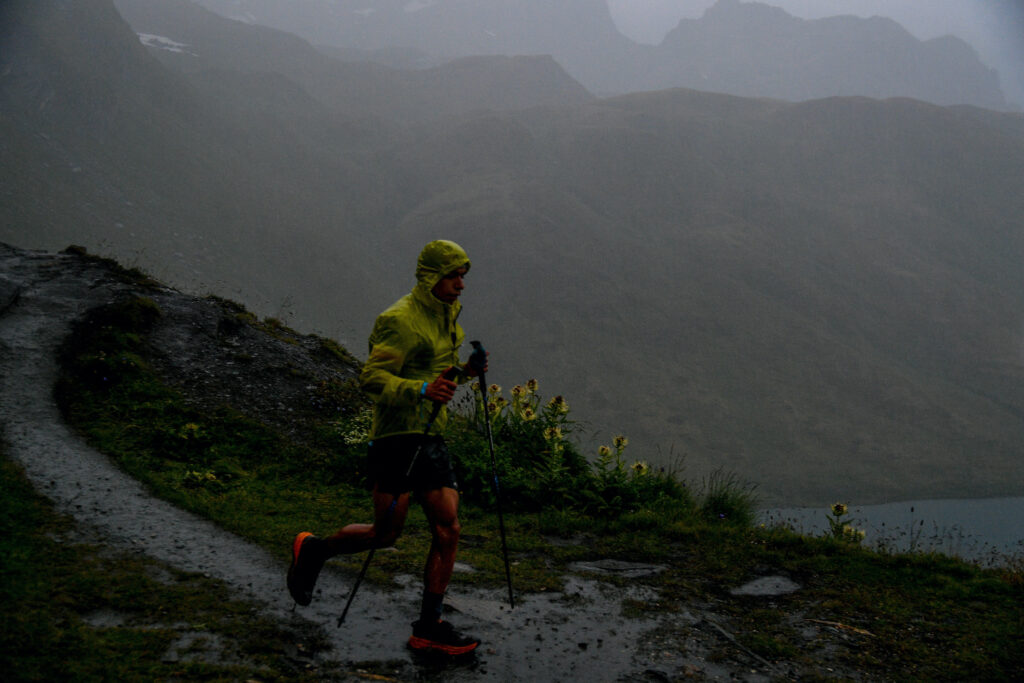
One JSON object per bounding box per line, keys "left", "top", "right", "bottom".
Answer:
{"left": 431, "top": 267, "right": 467, "bottom": 304}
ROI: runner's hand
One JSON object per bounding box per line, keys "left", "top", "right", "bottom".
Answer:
{"left": 424, "top": 368, "right": 458, "bottom": 403}
{"left": 464, "top": 352, "right": 488, "bottom": 378}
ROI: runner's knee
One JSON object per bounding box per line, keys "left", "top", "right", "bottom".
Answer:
{"left": 431, "top": 515, "right": 460, "bottom": 547}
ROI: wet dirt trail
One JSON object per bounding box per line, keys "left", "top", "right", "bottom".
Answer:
{"left": 2, "top": 244, "right": 733, "bottom": 682}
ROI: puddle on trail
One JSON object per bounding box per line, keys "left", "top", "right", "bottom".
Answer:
{"left": 311, "top": 568, "right": 663, "bottom": 681}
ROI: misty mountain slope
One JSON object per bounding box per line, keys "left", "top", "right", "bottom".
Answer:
{"left": 0, "top": 0, "right": 387, "bottom": 324}
{"left": 112, "top": 0, "right": 595, "bottom": 124}
{"left": 375, "top": 88, "right": 1024, "bottom": 504}
{"left": 184, "top": 0, "right": 1010, "bottom": 110}
{"left": 188, "top": 0, "right": 644, "bottom": 95}
{"left": 1, "top": 0, "right": 220, "bottom": 249}
{"left": 4, "top": 0, "right": 1024, "bottom": 506}
{"left": 1, "top": 0, "right": 327, "bottom": 253}
{"left": 951, "top": 104, "right": 1024, "bottom": 143}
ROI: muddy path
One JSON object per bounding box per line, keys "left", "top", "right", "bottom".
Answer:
{"left": 0, "top": 244, "right": 787, "bottom": 681}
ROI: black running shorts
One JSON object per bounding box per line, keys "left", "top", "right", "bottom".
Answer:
{"left": 367, "top": 434, "right": 458, "bottom": 495}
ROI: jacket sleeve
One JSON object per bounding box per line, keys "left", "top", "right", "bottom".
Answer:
{"left": 359, "top": 316, "right": 423, "bottom": 407}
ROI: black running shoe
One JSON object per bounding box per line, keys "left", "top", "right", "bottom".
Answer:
{"left": 287, "top": 532, "right": 325, "bottom": 606}
{"left": 408, "top": 619, "right": 480, "bottom": 655}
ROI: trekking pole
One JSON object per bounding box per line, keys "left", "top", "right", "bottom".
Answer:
{"left": 337, "top": 367, "right": 458, "bottom": 627}
{"left": 470, "top": 341, "right": 514, "bottom": 609}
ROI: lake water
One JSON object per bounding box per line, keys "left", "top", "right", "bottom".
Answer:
{"left": 760, "top": 497, "right": 1024, "bottom": 566}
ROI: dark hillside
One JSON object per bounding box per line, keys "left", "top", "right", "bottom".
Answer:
{"left": 507, "top": 92, "right": 1024, "bottom": 504}
{"left": 386, "top": 89, "right": 1024, "bottom": 504}
{"left": 0, "top": 0, "right": 355, "bottom": 296}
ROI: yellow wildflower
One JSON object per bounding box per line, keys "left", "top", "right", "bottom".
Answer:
{"left": 548, "top": 395, "right": 569, "bottom": 414}
{"left": 179, "top": 423, "right": 201, "bottom": 439}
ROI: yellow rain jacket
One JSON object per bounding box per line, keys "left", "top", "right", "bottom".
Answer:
{"left": 359, "top": 240, "right": 471, "bottom": 440}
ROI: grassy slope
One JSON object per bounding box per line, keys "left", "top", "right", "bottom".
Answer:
{"left": 0, "top": 451, "right": 356, "bottom": 681}
{"left": 29, "top": 280, "right": 1024, "bottom": 680}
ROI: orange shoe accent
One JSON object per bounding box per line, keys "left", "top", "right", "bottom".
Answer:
{"left": 292, "top": 531, "right": 313, "bottom": 561}
{"left": 287, "top": 532, "right": 317, "bottom": 606}
{"left": 407, "top": 635, "right": 479, "bottom": 656}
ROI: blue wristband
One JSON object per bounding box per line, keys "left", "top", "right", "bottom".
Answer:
{"left": 420, "top": 381, "right": 428, "bottom": 396}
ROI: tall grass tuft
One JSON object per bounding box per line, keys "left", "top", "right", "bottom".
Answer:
{"left": 698, "top": 468, "right": 759, "bottom": 526}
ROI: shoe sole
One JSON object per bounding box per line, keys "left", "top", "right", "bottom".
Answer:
{"left": 287, "top": 532, "right": 315, "bottom": 606}
{"left": 407, "top": 635, "right": 479, "bottom": 656}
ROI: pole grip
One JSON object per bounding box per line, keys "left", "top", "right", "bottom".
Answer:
{"left": 469, "top": 340, "right": 487, "bottom": 376}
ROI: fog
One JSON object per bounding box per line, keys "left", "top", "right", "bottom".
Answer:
{"left": 6, "top": 0, "right": 1024, "bottom": 506}
{"left": 607, "top": 0, "right": 1024, "bottom": 108}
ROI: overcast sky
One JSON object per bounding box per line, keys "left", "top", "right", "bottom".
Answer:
{"left": 606, "top": 0, "right": 1024, "bottom": 107}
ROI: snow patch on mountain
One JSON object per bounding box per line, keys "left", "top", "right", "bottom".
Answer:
{"left": 137, "top": 33, "right": 197, "bottom": 57}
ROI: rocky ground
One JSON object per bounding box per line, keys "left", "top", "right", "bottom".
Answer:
{"left": 1, "top": 242, "right": 874, "bottom": 681}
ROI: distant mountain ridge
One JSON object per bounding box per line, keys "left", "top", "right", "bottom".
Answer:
{"left": 188, "top": 0, "right": 637, "bottom": 91}
{"left": 647, "top": 0, "right": 1007, "bottom": 109}
{"left": 4, "top": 0, "right": 1024, "bottom": 506}
{"left": 188, "top": 0, "right": 1010, "bottom": 109}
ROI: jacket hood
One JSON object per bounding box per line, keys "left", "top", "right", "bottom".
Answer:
{"left": 415, "top": 240, "right": 471, "bottom": 291}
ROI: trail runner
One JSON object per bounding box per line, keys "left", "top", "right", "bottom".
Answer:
{"left": 287, "top": 239, "right": 483, "bottom": 655}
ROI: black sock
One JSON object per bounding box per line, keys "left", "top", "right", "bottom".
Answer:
{"left": 419, "top": 590, "right": 444, "bottom": 624}
{"left": 308, "top": 536, "right": 330, "bottom": 559}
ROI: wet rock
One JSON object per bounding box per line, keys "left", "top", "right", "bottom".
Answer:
{"left": 568, "top": 559, "right": 667, "bottom": 578}
{"left": 729, "top": 575, "right": 802, "bottom": 597}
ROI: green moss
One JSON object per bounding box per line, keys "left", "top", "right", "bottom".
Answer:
{"left": 317, "top": 335, "right": 359, "bottom": 364}
{"left": 63, "top": 245, "right": 162, "bottom": 288}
